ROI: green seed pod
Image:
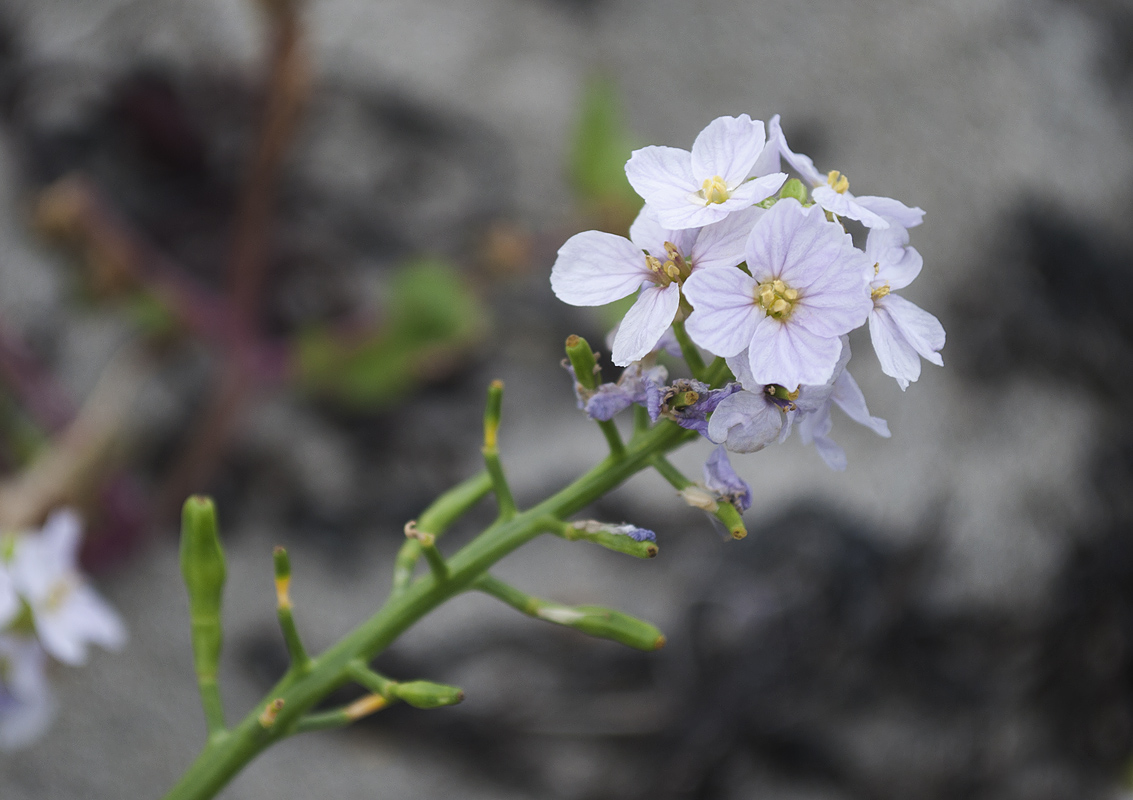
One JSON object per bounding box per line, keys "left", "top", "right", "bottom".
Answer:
{"left": 549, "top": 605, "right": 666, "bottom": 651}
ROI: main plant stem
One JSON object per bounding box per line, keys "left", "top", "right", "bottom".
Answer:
{"left": 163, "top": 420, "right": 695, "bottom": 800}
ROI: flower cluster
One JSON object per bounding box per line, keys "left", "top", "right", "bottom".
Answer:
{"left": 0, "top": 510, "right": 127, "bottom": 749}
{"left": 552, "top": 114, "right": 944, "bottom": 482}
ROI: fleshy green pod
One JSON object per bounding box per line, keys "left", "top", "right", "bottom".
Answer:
{"left": 392, "top": 680, "right": 465, "bottom": 709}
{"left": 180, "top": 496, "right": 227, "bottom": 686}
{"left": 552, "top": 605, "right": 666, "bottom": 651}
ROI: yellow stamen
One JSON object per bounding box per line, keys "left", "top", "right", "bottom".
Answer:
{"left": 756, "top": 278, "right": 799, "bottom": 320}
{"left": 700, "top": 175, "right": 731, "bottom": 205}
{"left": 826, "top": 170, "right": 849, "bottom": 194}
{"left": 871, "top": 283, "right": 891, "bottom": 300}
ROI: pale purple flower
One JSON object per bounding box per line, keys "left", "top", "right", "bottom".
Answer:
{"left": 702, "top": 446, "right": 752, "bottom": 514}
{"left": 10, "top": 510, "right": 127, "bottom": 666}
{"left": 625, "top": 115, "right": 786, "bottom": 230}
{"left": 767, "top": 115, "right": 924, "bottom": 230}
{"left": 865, "top": 225, "right": 946, "bottom": 390}
{"left": 0, "top": 634, "right": 55, "bottom": 751}
{"left": 552, "top": 205, "right": 761, "bottom": 366}
{"left": 683, "top": 198, "right": 873, "bottom": 389}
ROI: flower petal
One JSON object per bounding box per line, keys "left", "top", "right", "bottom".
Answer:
{"left": 855, "top": 195, "right": 925, "bottom": 229}
{"left": 625, "top": 145, "right": 696, "bottom": 215}
{"left": 877, "top": 294, "right": 945, "bottom": 366}
{"left": 812, "top": 186, "right": 890, "bottom": 229}
{"left": 746, "top": 199, "right": 851, "bottom": 289}
{"left": 748, "top": 315, "right": 843, "bottom": 389}
{"left": 831, "top": 370, "right": 890, "bottom": 437}
{"left": 612, "top": 283, "right": 682, "bottom": 366}
{"left": 865, "top": 225, "right": 923, "bottom": 290}
{"left": 707, "top": 391, "right": 783, "bottom": 453}
{"left": 771, "top": 115, "right": 825, "bottom": 187}
{"left": 682, "top": 268, "right": 761, "bottom": 357}
{"left": 690, "top": 115, "right": 766, "bottom": 186}
{"left": 688, "top": 206, "right": 763, "bottom": 272}
{"left": 551, "top": 230, "right": 653, "bottom": 306}
{"left": 869, "top": 304, "right": 921, "bottom": 390}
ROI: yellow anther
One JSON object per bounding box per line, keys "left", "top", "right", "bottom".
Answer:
{"left": 871, "top": 283, "right": 891, "bottom": 300}
{"left": 664, "top": 263, "right": 681, "bottom": 280}
{"left": 664, "top": 242, "right": 682, "bottom": 262}
{"left": 646, "top": 255, "right": 664, "bottom": 273}
{"left": 756, "top": 278, "right": 800, "bottom": 320}
{"left": 873, "top": 262, "right": 881, "bottom": 275}
{"left": 826, "top": 170, "right": 849, "bottom": 194}
{"left": 700, "top": 175, "right": 731, "bottom": 205}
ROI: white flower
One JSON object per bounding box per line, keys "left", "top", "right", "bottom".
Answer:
{"left": 551, "top": 206, "right": 761, "bottom": 366}
{"left": 0, "top": 634, "right": 55, "bottom": 751}
{"left": 10, "top": 510, "right": 127, "bottom": 666}
{"left": 794, "top": 350, "right": 890, "bottom": 471}
{"left": 625, "top": 115, "right": 786, "bottom": 230}
{"left": 767, "top": 115, "right": 924, "bottom": 230}
{"left": 683, "top": 198, "right": 873, "bottom": 389}
{"left": 864, "top": 225, "right": 946, "bottom": 390}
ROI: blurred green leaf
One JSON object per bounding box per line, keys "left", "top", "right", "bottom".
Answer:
{"left": 568, "top": 76, "right": 642, "bottom": 226}
{"left": 296, "top": 259, "right": 487, "bottom": 409}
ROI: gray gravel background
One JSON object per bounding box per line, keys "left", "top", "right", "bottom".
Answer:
{"left": 1, "top": 0, "right": 1131, "bottom": 798}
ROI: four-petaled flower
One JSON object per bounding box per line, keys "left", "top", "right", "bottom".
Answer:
{"left": 683, "top": 198, "right": 873, "bottom": 389}
{"left": 625, "top": 115, "right": 786, "bottom": 230}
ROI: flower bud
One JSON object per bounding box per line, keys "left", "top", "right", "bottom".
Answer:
{"left": 392, "top": 680, "right": 465, "bottom": 709}
{"left": 780, "top": 178, "right": 808, "bottom": 204}
{"left": 557, "top": 605, "right": 666, "bottom": 651}
{"left": 180, "top": 496, "right": 227, "bottom": 681}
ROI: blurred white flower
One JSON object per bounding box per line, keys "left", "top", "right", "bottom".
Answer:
{"left": 0, "top": 634, "right": 55, "bottom": 751}
{"left": 9, "top": 510, "right": 127, "bottom": 666}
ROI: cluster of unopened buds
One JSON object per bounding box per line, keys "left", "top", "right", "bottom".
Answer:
{"left": 0, "top": 510, "right": 127, "bottom": 749}
{"left": 553, "top": 113, "right": 945, "bottom": 481}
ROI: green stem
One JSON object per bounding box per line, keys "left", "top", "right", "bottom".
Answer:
{"left": 163, "top": 420, "right": 695, "bottom": 800}
{"left": 390, "top": 471, "right": 492, "bottom": 597}
{"left": 671, "top": 319, "right": 707, "bottom": 380}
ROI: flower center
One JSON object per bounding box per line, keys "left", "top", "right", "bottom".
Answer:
{"left": 756, "top": 279, "right": 799, "bottom": 320}
{"left": 871, "top": 283, "right": 891, "bottom": 301}
{"left": 700, "top": 175, "right": 731, "bottom": 205}
{"left": 44, "top": 578, "right": 74, "bottom": 612}
{"left": 826, "top": 170, "right": 849, "bottom": 194}
{"left": 645, "top": 242, "right": 692, "bottom": 286}
{"left": 764, "top": 383, "right": 800, "bottom": 411}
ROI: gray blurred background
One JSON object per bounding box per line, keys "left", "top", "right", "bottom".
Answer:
{"left": 2, "top": 0, "right": 1133, "bottom": 798}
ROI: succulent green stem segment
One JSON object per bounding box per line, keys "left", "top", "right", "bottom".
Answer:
{"left": 179, "top": 496, "right": 229, "bottom": 740}
{"left": 565, "top": 335, "right": 626, "bottom": 458}
{"left": 482, "top": 380, "right": 518, "bottom": 520}
{"left": 273, "top": 547, "right": 310, "bottom": 672}
{"left": 474, "top": 574, "right": 665, "bottom": 651}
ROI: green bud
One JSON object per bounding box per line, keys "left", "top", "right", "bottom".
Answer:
{"left": 565, "top": 335, "right": 600, "bottom": 392}
{"left": 780, "top": 178, "right": 808, "bottom": 204}
{"left": 392, "top": 680, "right": 465, "bottom": 709}
{"left": 180, "top": 496, "right": 227, "bottom": 681}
